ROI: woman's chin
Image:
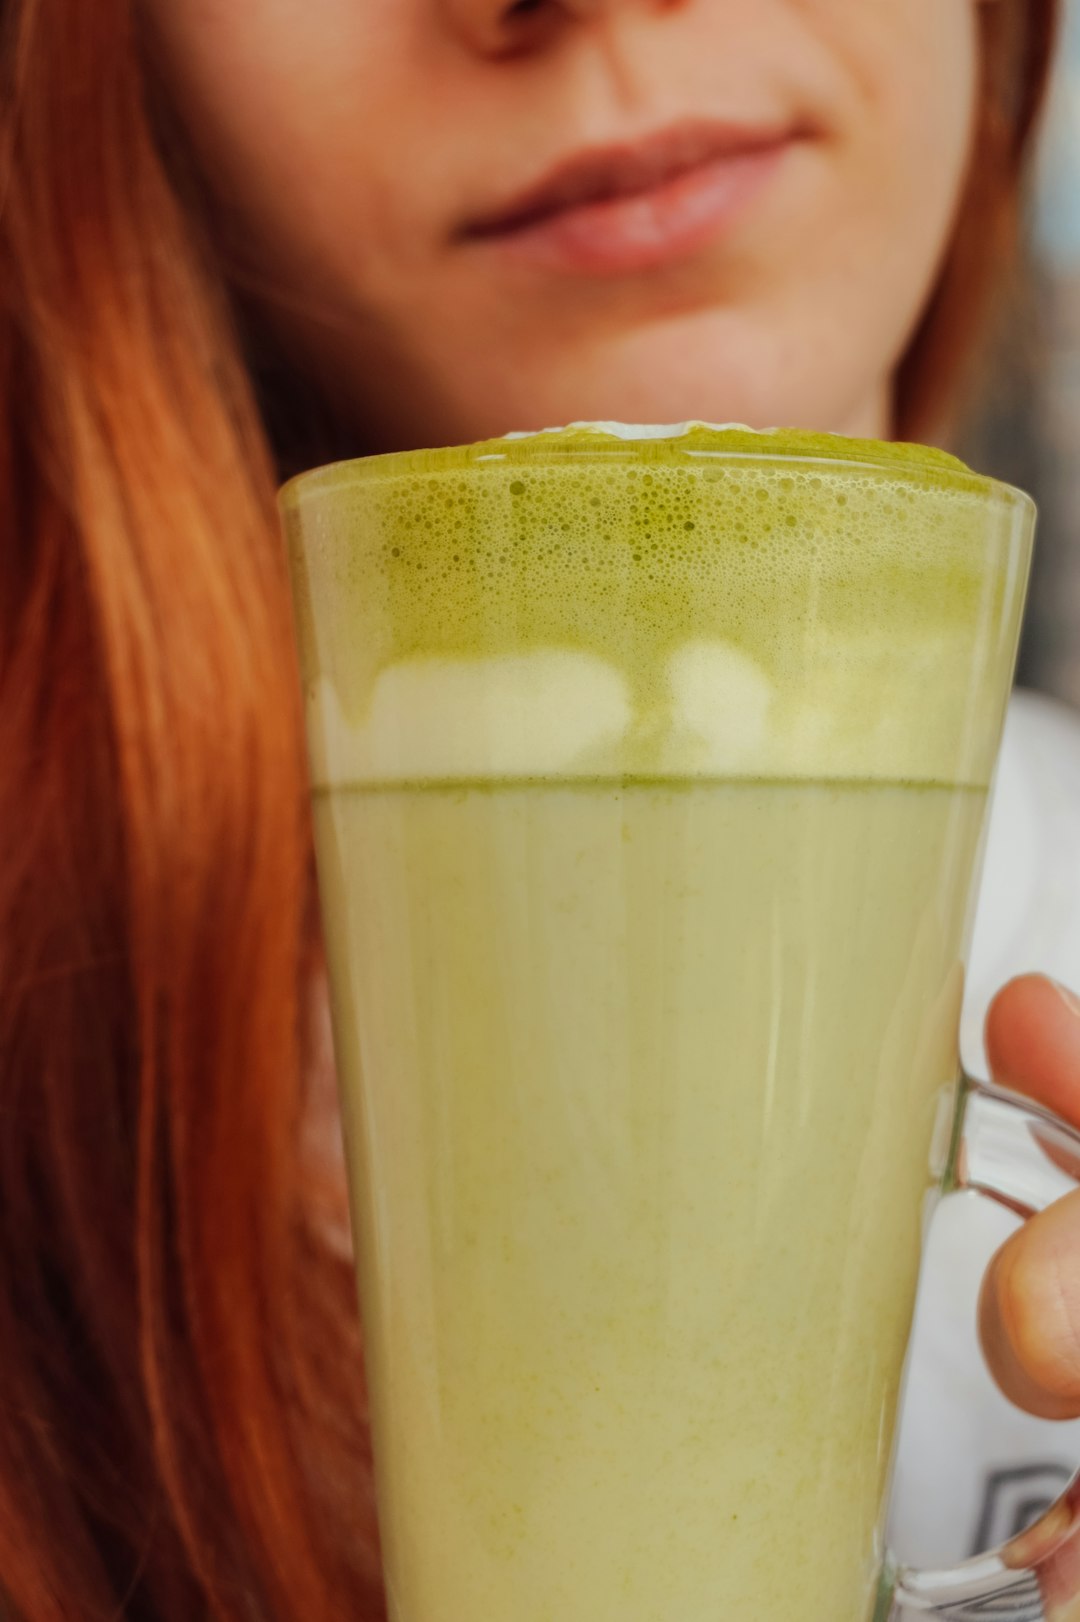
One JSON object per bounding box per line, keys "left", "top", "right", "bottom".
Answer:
{"left": 418, "top": 311, "right": 887, "bottom": 447}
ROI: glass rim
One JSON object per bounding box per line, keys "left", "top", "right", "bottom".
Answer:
{"left": 279, "top": 428, "right": 1037, "bottom": 519}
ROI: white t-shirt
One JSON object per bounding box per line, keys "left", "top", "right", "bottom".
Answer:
{"left": 889, "top": 689, "right": 1080, "bottom": 1566}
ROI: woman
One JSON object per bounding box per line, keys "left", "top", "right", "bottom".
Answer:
{"left": 0, "top": 1, "right": 1078, "bottom": 1617}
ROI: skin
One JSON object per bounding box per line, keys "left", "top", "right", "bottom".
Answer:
{"left": 145, "top": 0, "right": 977, "bottom": 447}
{"left": 146, "top": 0, "right": 1080, "bottom": 1432}
{"left": 982, "top": 978, "right": 1080, "bottom": 1422}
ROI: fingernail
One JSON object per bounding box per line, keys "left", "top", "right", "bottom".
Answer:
{"left": 1002, "top": 1494, "right": 1074, "bottom": 1571}
{"left": 1053, "top": 981, "right": 1080, "bottom": 1021}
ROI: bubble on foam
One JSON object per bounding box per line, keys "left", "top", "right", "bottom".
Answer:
{"left": 306, "top": 652, "right": 631, "bottom": 786}
{"left": 664, "top": 641, "right": 774, "bottom": 774}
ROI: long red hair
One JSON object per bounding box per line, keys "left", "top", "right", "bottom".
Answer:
{"left": 0, "top": 1, "right": 1060, "bottom": 1616}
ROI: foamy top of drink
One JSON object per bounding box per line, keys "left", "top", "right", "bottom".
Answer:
{"left": 282, "top": 424, "right": 1033, "bottom": 790}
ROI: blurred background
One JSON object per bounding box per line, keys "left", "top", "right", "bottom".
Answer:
{"left": 964, "top": 0, "right": 1080, "bottom": 707}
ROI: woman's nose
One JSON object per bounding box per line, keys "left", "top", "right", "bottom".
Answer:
{"left": 443, "top": 0, "right": 664, "bottom": 58}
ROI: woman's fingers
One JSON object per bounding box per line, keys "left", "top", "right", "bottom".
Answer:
{"left": 985, "top": 975, "right": 1080, "bottom": 1127}
{"left": 979, "top": 975, "right": 1080, "bottom": 1420}
{"left": 980, "top": 1192, "right": 1080, "bottom": 1419}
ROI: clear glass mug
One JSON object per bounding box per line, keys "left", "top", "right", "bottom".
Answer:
{"left": 282, "top": 425, "right": 1080, "bottom": 1622}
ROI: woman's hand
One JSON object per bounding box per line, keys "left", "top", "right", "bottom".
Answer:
{"left": 980, "top": 974, "right": 1080, "bottom": 1421}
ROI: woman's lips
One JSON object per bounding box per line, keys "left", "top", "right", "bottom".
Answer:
{"left": 459, "top": 123, "right": 800, "bottom": 277}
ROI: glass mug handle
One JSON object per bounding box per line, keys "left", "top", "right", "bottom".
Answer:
{"left": 883, "top": 1077, "right": 1080, "bottom": 1621}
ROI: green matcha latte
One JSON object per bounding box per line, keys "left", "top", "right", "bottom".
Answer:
{"left": 283, "top": 425, "right": 1033, "bottom": 1622}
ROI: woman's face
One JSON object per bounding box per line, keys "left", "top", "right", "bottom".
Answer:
{"left": 147, "top": 0, "right": 980, "bottom": 449}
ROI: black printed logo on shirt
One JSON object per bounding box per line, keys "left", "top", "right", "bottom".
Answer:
{"left": 971, "top": 1462, "right": 1074, "bottom": 1555}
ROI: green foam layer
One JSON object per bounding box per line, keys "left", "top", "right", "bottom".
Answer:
{"left": 281, "top": 422, "right": 1003, "bottom": 494}
{"left": 282, "top": 424, "right": 1034, "bottom": 790}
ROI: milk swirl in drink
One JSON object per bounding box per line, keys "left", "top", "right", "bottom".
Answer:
{"left": 283, "top": 425, "right": 1031, "bottom": 1622}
